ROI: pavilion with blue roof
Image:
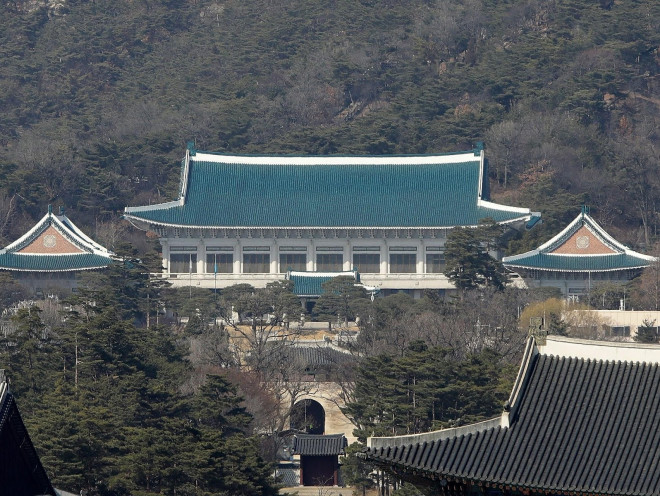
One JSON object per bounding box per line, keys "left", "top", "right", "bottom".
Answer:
{"left": 0, "top": 206, "right": 115, "bottom": 294}
{"left": 124, "top": 143, "right": 539, "bottom": 296}
{"left": 503, "top": 208, "right": 655, "bottom": 301}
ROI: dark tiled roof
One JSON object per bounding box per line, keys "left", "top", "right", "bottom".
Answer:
{"left": 366, "top": 340, "right": 660, "bottom": 495}
{"left": 293, "top": 434, "right": 347, "bottom": 456}
{"left": 0, "top": 371, "right": 56, "bottom": 495}
{"left": 288, "top": 346, "right": 355, "bottom": 368}
{"left": 125, "top": 149, "right": 534, "bottom": 228}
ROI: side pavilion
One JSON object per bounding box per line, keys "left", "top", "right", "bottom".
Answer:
{"left": 503, "top": 208, "right": 655, "bottom": 301}
{"left": 0, "top": 206, "right": 115, "bottom": 295}
{"left": 365, "top": 335, "right": 660, "bottom": 495}
{"left": 124, "top": 143, "right": 539, "bottom": 298}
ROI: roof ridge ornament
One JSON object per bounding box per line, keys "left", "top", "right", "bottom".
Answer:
{"left": 186, "top": 141, "right": 196, "bottom": 156}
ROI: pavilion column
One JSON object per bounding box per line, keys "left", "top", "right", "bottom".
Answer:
{"left": 197, "top": 240, "right": 205, "bottom": 275}
{"left": 270, "top": 243, "right": 278, "bottom": 274}
{"left": 343, "top": 242, "right": 350, "bottom": 272}
{"left": 161, "top": 240, "right": 169, "bottom": 275}
{"left": 308, "top": 238, "right": 315, "bottom": 271}
{"left": 232, "top": 243, "right": 240, "bottom": 274}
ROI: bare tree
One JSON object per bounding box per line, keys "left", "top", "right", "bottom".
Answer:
{"left": 631, "top": 244, "right": 660, "bottom": 311}
{"left": 217, "top": 282, "right": 319, "bottom": 433}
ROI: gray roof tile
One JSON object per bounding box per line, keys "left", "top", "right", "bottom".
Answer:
{"left": 293, "top": 434, "right": 347, "bottom": 456}
{"left": 366, "top": 343, "right": 660, "bottom": 494}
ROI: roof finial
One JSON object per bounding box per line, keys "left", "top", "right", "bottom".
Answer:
{"left": 187, "top": 141, "right": 196, "bottom": 156}
{"left": 581, "top": 205, "right": 590, "bottom": 216}
{"left": 48, "top": 204, "right": 52, "bottom": 215}
{"left": 59, "top": 206, "right": 65, "bottom": 215}
{"left": 474, "top": 141, "right": 484, "bottom": 156}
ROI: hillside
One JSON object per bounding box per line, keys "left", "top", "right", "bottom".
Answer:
{"left": 0, "top": 0, "right": 658, "bottom": 254}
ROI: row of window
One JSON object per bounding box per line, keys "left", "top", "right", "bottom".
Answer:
{"left": 526, "top": 269, "right": 633, "bottom": 280}
{"left": 170, "top": 253, "right": 446, "bottom": 274}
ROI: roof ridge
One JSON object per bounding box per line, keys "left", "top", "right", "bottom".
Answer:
{"left": 2, "top": 210, "right": 114, "bottom": 258}
{"left": 190, "top": 148, "right": 480, "bottom": 159}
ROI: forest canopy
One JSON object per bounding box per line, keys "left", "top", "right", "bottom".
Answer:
{"left": 0, "top": 0, "right": 657, "bottom": 256}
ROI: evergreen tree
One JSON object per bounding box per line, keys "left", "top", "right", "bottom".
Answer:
{"left": 342, "top": 346, "right": 510, "bottom": 442}
{"left": 1, "top": 306, "right": 55, "bottom": 400}
{"left": 547, "top": 312, "right": 568, "bottom": 336}
{"left": 314, "top": 276, "right": 370, "bottom": 329}
{"left": 444, "top": 224, "right": 509, "bottom": 291}
{"left": 634, "top": 319, "right": 658, "bottom": 344}
{"left": 339, "top": 442, "right": 375, "bottom": 496}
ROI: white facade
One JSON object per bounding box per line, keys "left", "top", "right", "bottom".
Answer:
{"left": 157, "top": 227, "right": 455, "bottom": 294}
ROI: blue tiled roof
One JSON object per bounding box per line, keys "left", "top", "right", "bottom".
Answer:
{"left": 0, "top": 253, "right": 113, "bottom": 272}
{"left": 125, "top": 150, "right": 533, "bottom": 228}
{"left": 289, "top": 274, "right": 343, "bottom": 297}
{"left": 503, "top": 253, "right": 652, "bottom": 272}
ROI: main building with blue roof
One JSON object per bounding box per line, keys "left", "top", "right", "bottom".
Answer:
{"left": 124, "top": 143, "right": 539, "bottom": 295}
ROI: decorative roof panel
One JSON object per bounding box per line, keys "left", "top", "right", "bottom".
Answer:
{"left": 124, "top": 148, "right": 535, "bottom": 229}
{"left": 549, "top": 225, "right": 616, "bottom": 255}
{"left": 16, "top": 226, "right": 84, "bottom": 255}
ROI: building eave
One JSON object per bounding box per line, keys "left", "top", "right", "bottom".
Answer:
{"left": 122, "top": 216, "right": 531, "bottom": 232}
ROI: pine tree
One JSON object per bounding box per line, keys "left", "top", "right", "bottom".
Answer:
{"left": 314, "top": 276, "right": 369, "bottom": 328}
{"left": 634, "top": 319, "right": 658, "bottom": 343}
{"left": 444, "top": 224, "right": 509, "bottom": 291}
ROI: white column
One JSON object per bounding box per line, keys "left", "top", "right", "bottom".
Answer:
{"left": 235, "top": 240, "right": 242, "bottom": 274}
{"left": 308, "top": 238, "right": 315, "bottom": 271}
{"left": 161, "top": 239, "right": 169, "bottom": 275}
{"left": 197, "top": 240, "right": 205, "bottom": 275}
{"left": 270, "top": 243, "right": 277, "bottom": 274}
